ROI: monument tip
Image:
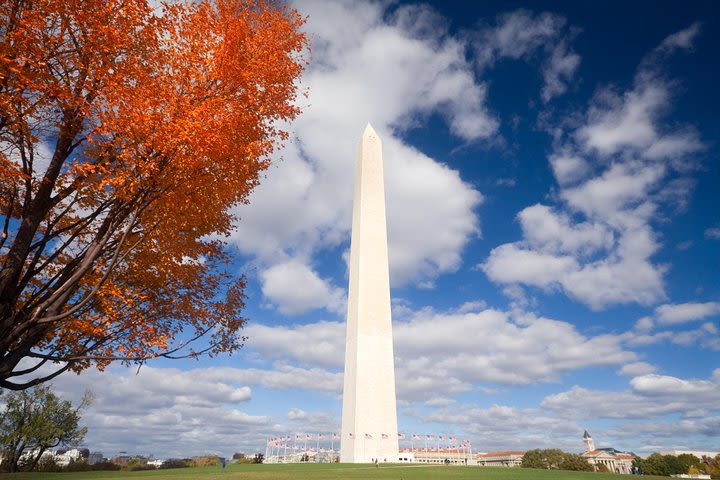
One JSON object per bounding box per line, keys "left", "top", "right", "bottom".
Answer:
{"left": 363, "top": 122, "right": 377, "bottom": 138}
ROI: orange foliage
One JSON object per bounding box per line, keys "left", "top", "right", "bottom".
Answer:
{"left": 0, "top": 0, "right": 307, "bottom": 388}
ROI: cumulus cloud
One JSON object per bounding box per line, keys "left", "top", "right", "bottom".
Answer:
{"left": 260, "top": 260, "right": 345, "bottom": 315}
{"left": 469, "top": 9, "right": 580, "bottom": 102}
{"left": 482, "top": 24, "right": 704, "bottom": 310}
{"left": 42, "top": 363, "right": 344, "bottom": 458}
{"left": 241, "top": 305, "right": 636, "bottom": 402}
{"left": 543, "top": 369, "right": 720, "bottom": 420}
{"left": 618, "top": 362, "right": 657, "bottom": 377}
{"left": 47, "top": 366, "right": 270, "bottom": 458}
{"left": 654, "top": 301, "right": 720, "bottom": 325}
{"left": 245, "top": 321, "right": 345, "bottom": 369}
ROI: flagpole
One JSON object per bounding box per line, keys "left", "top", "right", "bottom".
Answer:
{"left": 363, "top": 434, "right": 366, "bottom": 462}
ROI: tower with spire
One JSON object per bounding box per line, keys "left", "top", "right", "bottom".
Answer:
{"left": 583, "top": 430, "right": 595, "bottom": 452}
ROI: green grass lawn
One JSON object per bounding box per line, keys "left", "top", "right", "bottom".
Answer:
{"left": 0, "top": 463, "right": 668, "bottom": 480}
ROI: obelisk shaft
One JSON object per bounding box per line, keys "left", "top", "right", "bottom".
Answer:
{"left": 340, "top": 124, "right": 399, "bottom": 463}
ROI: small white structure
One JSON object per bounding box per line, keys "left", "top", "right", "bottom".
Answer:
{"left": 340, "top": 125, "right": 399, "bottom": 463}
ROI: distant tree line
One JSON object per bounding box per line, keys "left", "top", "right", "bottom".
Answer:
{"left": 521, "top": 448, "right": 720, "bottom": 478}
{"left": 634, "top": 453, "right": 720, "bottom": 478}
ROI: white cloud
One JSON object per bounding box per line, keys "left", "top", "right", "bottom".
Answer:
{"left": 705, "top": 227, "right": 720, "bottom": 240}
{"left": 549, "top": 151, "right": 590, "bottom": 185}
{"left": 472, "top": 10, "right": 565, "bottom": 66}
{"left": 657, "top": 22, "right": 702, "bottom": 53}
{"left": 634, "top": 316, "right": 654, "bottom": 332}
{"left": 654, "top": 302, "right": 720, "bottom": 325}
{"left": 578, "top": 83, "right": 667, "bottom": 156}
{"left": 518, "top": 204, "right": 613, "bottom": 255}
{"left": 245, "top": 321, "right": 345, "bottom": 369}
{"left": 542, "top": 41, "right": 581, "bottom": 102}
{"left": 47, "top": 366, "right": 276, "bottom": 458}
{"left": 618, "top": 362, "right": 657, "bottom": 377}
{"left": 543, "top": 369, "right": 720, "bottom": 420}
{"left": 482, "top": 244, "right": 578, "bottom": 288}
{"left": 240, "top": 305, "right": 635, "bottom": 402}
{"left": 470, "top": 9, "right": 580, "bottom": 102}
{"left": 260, "top": 260, "right": 345, "bottom": 315}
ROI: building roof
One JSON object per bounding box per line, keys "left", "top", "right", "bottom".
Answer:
{"left": 477, "top": 451, "right": 525, "bottom": 457}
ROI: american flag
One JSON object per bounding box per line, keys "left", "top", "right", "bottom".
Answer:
{"left": 295, "top": 434, "right": 302, "bottom": 440}
{"left": 348, "top": 433, "right": 354, "bottom": 438}
{"left": 318, "top": 434, "right": 325, "bottom": 440}
{"left": 333, "top": 433, "right": 340, "bottom": 440}
{"left": 439, "top": 435, "right": 446, "bottom": 441}
{"left": 412, "top": 434, "right": 421, "bottom": 441}
{"left": 398, "top": 433, "right": 405, "bottom": 440}
{"left": 427, "top": 435, "right": 435, "bottom": 440}
{"left": 450, "top": 437, "right": 457, "bottom": 443}
{"left": 381, "top": 433, "right": 389, "bottom": 439}
{"left": 365, "top": 433, "right": 372, "bottom": 439}
{"left": 306, "top": 434, "right": 313, "bottom": 440}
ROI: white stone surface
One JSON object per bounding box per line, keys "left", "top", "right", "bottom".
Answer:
{"left": 340, "top": 124, "right": 399, "bottom": 463}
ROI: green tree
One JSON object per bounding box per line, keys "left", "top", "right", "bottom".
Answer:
{"left": 0, "top": 386, "right": 90, "bottom": 472}
{"left": 559, "top": 453, "right": 594, "bottom": 472}
{"left": 677, "top": 453, "right": 702, "bottom": 474}
{"left": 521, "top": 449, "right": 566, "bottom": 470}
{"left": 643, "top": 453, "right": 670, "bottom": 476}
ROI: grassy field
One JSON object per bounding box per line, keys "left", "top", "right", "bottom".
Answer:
{"left": 0, "top": 463, "right": 669, "bottom": 480}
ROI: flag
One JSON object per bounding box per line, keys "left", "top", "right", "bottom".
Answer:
{"left": 333, "top": 433, "right": 340, "bottom": 440}
{"left": 398, "top": 433, "right": 405, "bottom": 440}
{"left": 427, "top": 435, "right": 435, "bottom": 440}
{"left": 365, "top": 433, "right": 372, "bottom": 439}
{"left": 412, "top": 434, "right": 421, "bottom": 441}
{"left": 295, "top": 434, "right": 302, "bottom": 440}
{"left": 307, "top": 434, "right": 313, "bottom": 440}
{"left": 318, "top": 434, "right": 325, "bottom": 440}
{"left": 450, "top": 437, "right": 457, "bottom": 443}
{"left": 382, "top": 433, "right": 389, "bottom": 439}
{"left": 348, "top": 433, "right": 354, "bottom": 438}
{"left": 440, "top": 436, "right": 446, "bottom": 441}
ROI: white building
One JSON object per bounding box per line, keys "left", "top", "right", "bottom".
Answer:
{"left": 476, "top": 451, "right": 524, "bottom": 467}
{"left": 582, "top": 449, "right": 635, "bottom": 474}
{"left": 581, "top": 431, "right": 635, "bottom": 474}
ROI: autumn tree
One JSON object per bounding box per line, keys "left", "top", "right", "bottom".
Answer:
{"left": 0, "top": 0, "right": 306, "bottom": 389}
{"left": 0, "top": 385, "right": 90, "bottom": 472}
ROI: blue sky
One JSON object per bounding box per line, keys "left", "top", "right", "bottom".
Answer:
{"left": 47, "top": 0, "right": 720, "bottom": 459}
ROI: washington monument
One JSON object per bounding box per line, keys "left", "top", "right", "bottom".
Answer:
{"left": 340, "top": 124, "right": 399, "bottom": 463}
